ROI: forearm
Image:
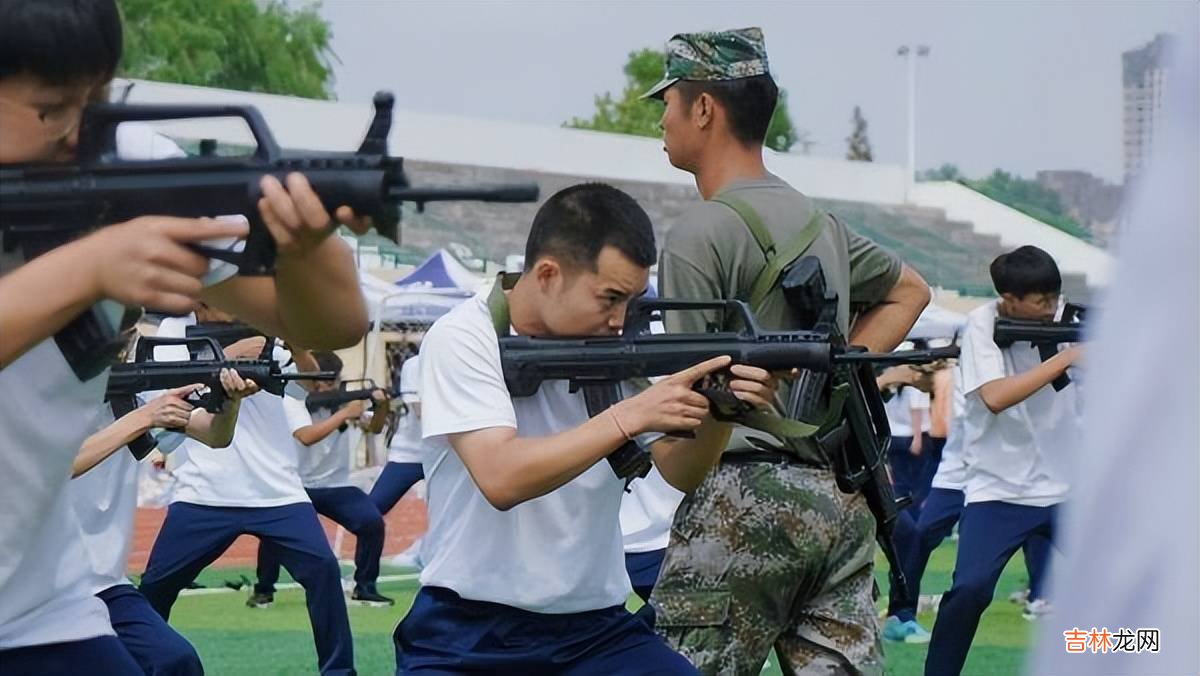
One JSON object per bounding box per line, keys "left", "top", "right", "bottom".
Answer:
{"left": 274, "top": 238, "right": 367, "bottom": 349}
{"left": 650, "top": 418, "right": 733, "bottom": 493}
{"left": 0, "top": 238, "right": 102, "bottom": 368}
{"left": 456, "top": 414, "right": 627, "bottom": 511}
{"left": 184, "top": 401, "right": 241, "bottom": 448}
{"left": 73, "top": 409, "right": 150, "bottom": 477}
{"left": 200, "top": 237, "right": 366, "bottom": 351}
{"left": 978, "top": 351, "right": 1074, "bottom": 413}
{"left": 294, "top": 409, "right": 351, "bottom": 446}
{"left": 849, "top": 265, "right": 931, "bottom": 352}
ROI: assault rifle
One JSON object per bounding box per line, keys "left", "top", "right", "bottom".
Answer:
{"left": 106, "top": 336, "right": 334, "bottom": 459}
{"left": 500, "top": 299, "right": 957, "bottom": 397}
{"left": 0, "top": 91, "right": 540, "bottom": 273}
{"left": 498, "top": 291, "right": 956, "bottom": 516}
{"left": 993, "top": 303, "right": 1086, "bottom": 391}
{"left": 305, "top": 379, "right": 385, "bottom": 413}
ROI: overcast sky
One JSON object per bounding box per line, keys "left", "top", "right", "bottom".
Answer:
{"left": 320, "top": 1, "right": 1196, "bottom": 184}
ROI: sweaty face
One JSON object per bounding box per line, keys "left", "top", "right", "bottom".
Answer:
{"left": 1000, "top": 292, "right": 1060, "bottom": 321}
{"left": 541, "top": 246, "right": 649, "bottom": 337}
{"left": 0, "top": 74, "right": 104, "bottom": 164}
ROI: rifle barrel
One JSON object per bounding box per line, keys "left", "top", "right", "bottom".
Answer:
{"left": 388, "top": 184, "right": 540, "bottom": 204}
{"left": 834, "top": 346, "right": 960, "bottom": 366}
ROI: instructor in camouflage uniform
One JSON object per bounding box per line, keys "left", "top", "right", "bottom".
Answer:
{"left": 643, "top": 28, "right": 931, "bottom": 675}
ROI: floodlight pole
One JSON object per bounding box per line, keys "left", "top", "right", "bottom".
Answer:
{"left": 897, "top": 44, "right": 930, "bottom": 201}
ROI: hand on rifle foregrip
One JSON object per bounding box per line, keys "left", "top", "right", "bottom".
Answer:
{"left": 258, "top": 173, "right": 368, "bottom": 257}
{"left": 218, "top": 368, "right": 259, "bottom": 404}
{"left": 695, "top": 364, "right": 779, "bottom": 421}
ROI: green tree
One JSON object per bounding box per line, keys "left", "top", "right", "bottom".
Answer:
{"left": 118, "top": 0, "right": 337, "bottom": 99}
{"left": 919, "top": 163, "right": 965, "bottom": 182}
{"left": 970, "top": 169, "right": 1090, "bottom": 240}
{"left": 845, "top": 105, "right": 873, "bottom": 161}
{"left": 567, "top": 48, "right": 803, "bottom": 153}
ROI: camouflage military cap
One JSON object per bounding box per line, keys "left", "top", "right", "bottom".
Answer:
{"left": 642, "top": 27, "right": 770, "bottom": 100}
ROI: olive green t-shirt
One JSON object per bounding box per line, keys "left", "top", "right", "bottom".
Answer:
{"left": 658, "top": 173, "right": 902, "bottom": 458}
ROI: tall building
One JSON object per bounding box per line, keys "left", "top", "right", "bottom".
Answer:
{"left": 1122, "top": 34, "right": 1174, "bottom": 179}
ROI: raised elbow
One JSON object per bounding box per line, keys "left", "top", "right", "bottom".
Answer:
{"left": 305, "top": 315, "right": 368, "bottom": 351}
{"left": 901, "top": 265, "right": 932, "bottom": 311}
{"left": 480, "top": 485, "right": 521, "bottom": 512}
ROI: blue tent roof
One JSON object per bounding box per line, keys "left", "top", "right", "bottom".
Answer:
{"left": 393, "top": 249, "right": 480, "bottom": 292}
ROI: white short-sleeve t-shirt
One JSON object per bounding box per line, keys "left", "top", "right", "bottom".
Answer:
{"left": 68, "top": 427, "right": 142, "bottom": 595}
{"left": 959, "top": 299, "right": 1081, "bottom": 506}
{"left": 620, "top": 467, "right": 685, "bottom": 554}
{"left": 156, "top": 317, "right": 313, "bottom": 507}
{"left": 885, "top": 386, "right": 930, "bottom": 438}
{"left": 387, "top": 356, "right": 425, "bottom": 464}
{"left": 0, "top": 123, "right": 237, "bottom": 648}
{"left": 296, "top": 408, "right": 354, "bottom": 489}
{"left": 931, "top": 368, "right": 969, "bottom": 491}
{"left": 417, "top": 295, "right": 637, "bottom": 614}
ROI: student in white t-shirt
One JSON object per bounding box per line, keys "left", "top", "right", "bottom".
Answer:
{"left": 0, "top": 3, "right": 367, "bottom": 671}
{"left": 138, "top": 315, "right": 356, "bottom": 676}
{"left": 883, "top": 370, "right": 932, "bottom": 515}
{"left": 369, "top": 353, "right": 427, "bottom": 516}
{"left": 252, "top": 350, "right": 395, "bottom": 607}
{"left": 67, "top": 369, "right": 257, "bottom": 676}
{"left": 369, "top": 353, "right": 428, "bottom": 567}
{"left": 394, "top": 184, "right": 777, "bottom": 674}
{"left": 925, "top": 246, "right": 1083, "bottom": 675}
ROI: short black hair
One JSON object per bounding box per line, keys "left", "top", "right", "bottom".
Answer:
{"left": 676, "top": 74, "right": 779, "bottom": 147}
{"left": 990, "top": 245, "right": 1062, "bottom": 297}
{"left": 524, "top": 183, "right": 656, "bottom": 273}
{"left": 0, "top": 0, "right": 123, "bottom": 85}
{"left": 312, "top": 351, "right": 343, "bottom": 375}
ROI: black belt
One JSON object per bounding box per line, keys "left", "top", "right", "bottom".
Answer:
{"left": 720, "top": 449, "right": 827, "bottom": 469}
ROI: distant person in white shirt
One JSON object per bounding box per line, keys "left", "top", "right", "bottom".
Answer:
{"left": 369, "top": 352, "right": 428, "bottom": 568}
{"left": 393, "top": 184, "right": 777, "bottom": 674}
{"left": 138, "top": 313, "right": 356, "bottom": 676}
{"left": 68, "top": 368, "right": 257, "bottom": 676}
{"left": 883, "top": 367, "right": 931, "bottom": 516}
{"left": 925, "top": 246, "right": 1083, "bottom": 675}
{"left": 251, "top": 350, "right": 394, "bottom": 607}
{"left": 370, "top": 353, "right": 426, "bottom": 515}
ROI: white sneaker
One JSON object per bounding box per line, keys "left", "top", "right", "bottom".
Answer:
{"left": 1023, "top": 598, "right": 1053, "bottom": 621}
{"left": 1008, "top": 588, "right": 1031, "bottom": 604}
{"left": 917, "top": 593, "right": 943, "bottom": 614}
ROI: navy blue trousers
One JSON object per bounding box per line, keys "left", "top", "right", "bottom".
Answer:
{"left": 888, "top": 489, "right": 1054, "bottom": 622}
{"left": 139, "top": 502, "right": 354, "bottom": 676}
{"left": 925, "top": 501, "right": 1058, "bottom": 675}
{"left": 625, "top": 549, "right": 667, "bottom": 603}
{"left": 98, "top": 583, "right": 203, "bottom": 676}
{"left": 0, "top": 636, "right": 141, "bottom": 675}
{"left": 887, "top": 435, "right": 929, "bottom": 520}
{"left": 256, "top": 486, "right": 384, "bottom": 594}
{"left": 394, "top": 586, "right": 697, "bottom": 675}
{"left": 913, "top": 436, "right": 945, "bottom": 510}
{"left": 369, "top": 462, "right": 424, "bottom": 515}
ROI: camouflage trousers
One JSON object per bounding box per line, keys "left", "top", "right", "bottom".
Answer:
{"left": 649, "top": 461, "right": 883, "bottom": 676}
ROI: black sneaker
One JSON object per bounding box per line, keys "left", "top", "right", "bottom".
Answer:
{"left": 246, "top": 592, "right": 273, "bottom": 608}
{"left": 350, "top": 587, "right": 394, "bottom": 607}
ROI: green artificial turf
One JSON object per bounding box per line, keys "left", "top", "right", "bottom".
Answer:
{"left": 156, "top": 540, "right": 1035, "bottom": 675}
